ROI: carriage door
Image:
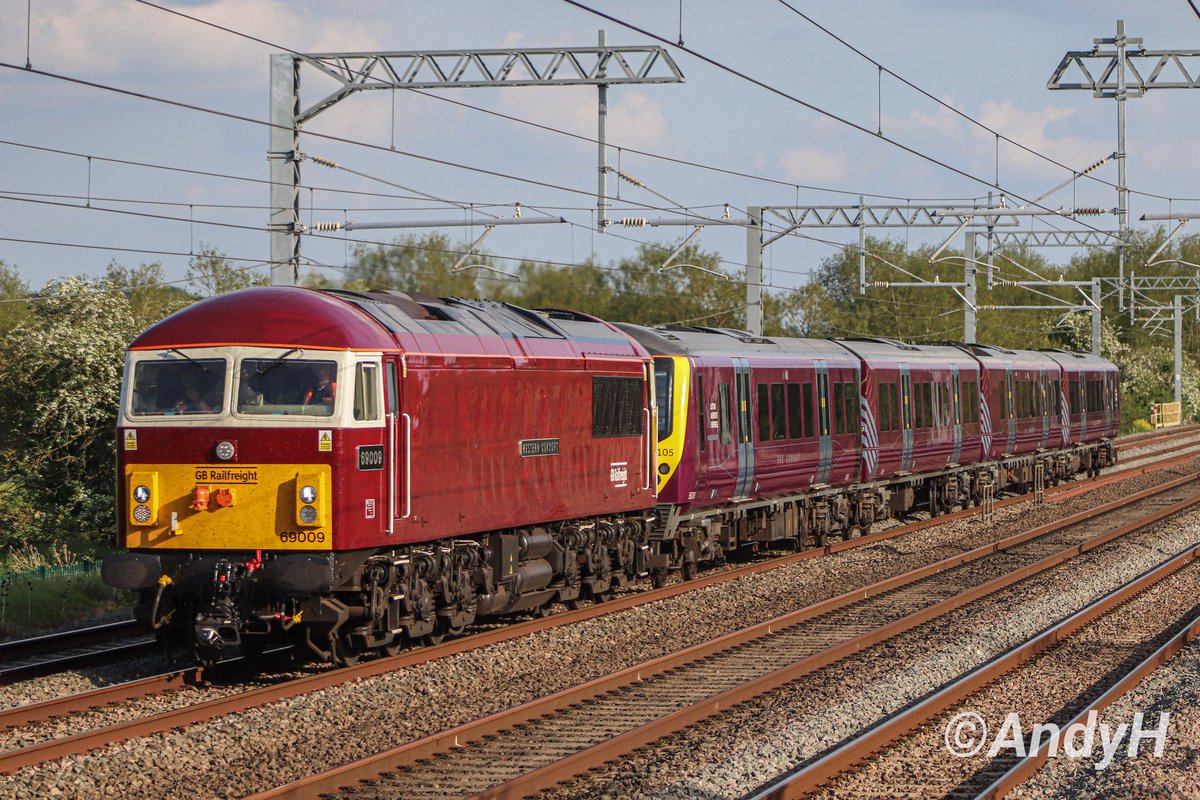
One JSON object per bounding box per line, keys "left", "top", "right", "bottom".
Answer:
{"left": 733, "top": 358, "right": 755, "bottom": 498}
{"left": 1039, "top": 370, "right": 1050, "bottom": 448}
{"left": 951, "top": 367, "right": 963, "bottom": 465}
{"left": 815, "top": 362, "right": 833, "bottom": 484}
{"left": 385, "top": 357, "right": 409, "bottom": 532}
{"left": 1005, "top": 368, "right": 1017, "bottom": 455}
{"left": 900, "top": 365, "right": 914, "bottom": 472}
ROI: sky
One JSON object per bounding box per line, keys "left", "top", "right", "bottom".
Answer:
{"left": 2, "top": 0, "right": 1200, "bottom": 298}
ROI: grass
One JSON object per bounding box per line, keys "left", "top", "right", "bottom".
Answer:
{"left": 0, "top": 572, "right": 133, "bottom": 639}
{"left": 0, "top": 542, "right": 134, "bottom": 639}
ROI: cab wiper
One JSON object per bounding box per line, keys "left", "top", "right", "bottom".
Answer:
{"left": 253, "top": 348, "right": 302, "bottom": 377}
{"left": 168, "top": 348, "right": 215, "bottom": 374}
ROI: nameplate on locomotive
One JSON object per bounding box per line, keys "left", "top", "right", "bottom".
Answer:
{"left": 357, "top": 445, "right": 385, "bottom": 471}
{"left": 520, "top": 438, "right": 560, "bottom": 457}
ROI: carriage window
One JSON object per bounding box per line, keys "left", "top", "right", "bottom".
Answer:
{"left": 913, "top": 383, "right": 924, "bottom": 430}
{"left": 921, "top": 382, "right": 934, "bottom": 429}
{"left": 757, "top": 384, "right": 771, "bottom": 442}
{"left": 817, "top": 375, "right": 830, "bottom": 437}
{"left": 787, "top": 383, "right": 803, "bottom": 439}
{"left": 802, "top": 383, "right": 815, "bottom": 438}
{"left": 696, "top": 374, "right": 706, "bottom": 451}
{"left": 236, "top": 358, "right": 336, "bottom": 417}
{"left": 889, "top": 383, "right": 901, "bottom": 432}
{"left": 353, "top": 362, "right": 380, "bottom": 421}
{"left": 876, "top": 382, "right": 891, "bottom": 431}
{"left": 718, "top": 384, "right": 733, "bottom": 445}
{"left": 132, "top": 358, "right": 226, "bottom": 416}
{"left": 833, "top": 382, "right": 846, "bottom": 435}
{"left": 844, "top": 383, "right": 859, "bottom": 434}
{"left": 771, "top": 383, "right": 787, "bottom": 440}
{"left": 592, "top": 376, "right": 644, "bottom": 437}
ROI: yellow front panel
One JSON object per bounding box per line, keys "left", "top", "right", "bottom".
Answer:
{"left": 656, "top": 357, "right": 689, "bottom": 493}
{"left": 122, "top": 463, "right": 333, "bottom": 551}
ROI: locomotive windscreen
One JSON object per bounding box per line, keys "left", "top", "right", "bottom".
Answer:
{"left": 654, "top": 359, "right": 673, "bottom": 441}
{"left": 131, "top": 359, "right": 226, "bottom": 416}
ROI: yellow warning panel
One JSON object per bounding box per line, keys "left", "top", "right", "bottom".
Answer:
{"left": 122, "top": 463, "right": 333, "bottom": 551}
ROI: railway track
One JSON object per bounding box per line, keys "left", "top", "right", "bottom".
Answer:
{"left": 0, "top": 620, "right": 155, "bottom": 684}
{"left": 756, "top": 538, "right": 1200, "bottom": 799}
{"left": 242, "top": 473, "right": 1200, "bottom": 799}
{"left": 1, "top": 450, "right": 1194, "bottom": 780}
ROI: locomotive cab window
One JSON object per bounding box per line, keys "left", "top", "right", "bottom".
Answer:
{"left": 353, "top": 362, "right": 380, "bottom": 421}
{"left": 237, "top": 357, "right": 338, "bottom": 417}
{"left": 132, "top": 358, "right": 226, "bottom": 416}
{"left": 654, "top": 359, "right": 674, "bottom": 441}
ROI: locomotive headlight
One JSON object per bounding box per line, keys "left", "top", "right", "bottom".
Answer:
{"left": 214, "top": 441, "right": 236, "bottom": 461}
{"left": 658, "top": 463, "right": 670, "bottom": 475}
{"left": 133, "top": 484, "right": 151, "bottom": 503}
{"left": 294, "top": 471, "right": 327, "bottom": 528}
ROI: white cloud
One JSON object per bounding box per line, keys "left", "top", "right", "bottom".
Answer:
{"left": 778, "top": 145, "right": 851, "bottom": 184}
{"left": 608, "top": 91, "right": 669, "bottom": 150}
{"left": 21, "top": 1, "right": 383, "bottom": 83}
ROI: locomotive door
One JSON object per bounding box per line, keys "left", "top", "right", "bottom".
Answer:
{"left": 732, "top": 358, "right": 755, "bottom": 498}
{"left": 385, "top": 357, "right": 410, "bottom": 532}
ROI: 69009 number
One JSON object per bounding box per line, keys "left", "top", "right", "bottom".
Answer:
{"left": 277, "top": 530, "right": 327, "bottom": 544}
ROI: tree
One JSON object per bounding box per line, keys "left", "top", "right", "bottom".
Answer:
{"left": 0, "top": 279, "right": 146, "bottom": 550}
{"left": 186, "top": 244, "right": 269, "bottom": 296}
{"left": 333, "top": 232, "right": 503, "bottom": 298}
{"left": 104, "top": 261, "right": 192, "bottom": 326}
{"left": 0, "top": 260, "right": 30, "bottom": 336}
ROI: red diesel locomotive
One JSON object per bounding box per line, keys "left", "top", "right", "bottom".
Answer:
{"left": 103, "top": 288, "right": 1118, "bottom": 665}
{"left": 103, "top": 287, "right": 658, "bottom": 664}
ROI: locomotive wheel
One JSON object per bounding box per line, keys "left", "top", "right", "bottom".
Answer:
{"left": 424, "top": 619, "right": 450, "bottom": 646}
{"left": 681, "top": 555, "right": 698, "bottom": 582}
{"left": 334, "top": 636, "right": 363, "bottom": 666}
{"left": 651, "top": 568, "right": 669, "bottom": 589}
{"left": 381, "top": 635, "right": 408, "bottom": 657}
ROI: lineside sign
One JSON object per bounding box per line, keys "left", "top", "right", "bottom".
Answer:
{"left": 1151, "top": 402, "right": 1182, "bottom": 429}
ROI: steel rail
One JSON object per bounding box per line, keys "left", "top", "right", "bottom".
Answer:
{"left": 0, "top": 668, "right": 200, "bottom": 732}
{"left": 1, "top": 454, "right": 1189, "bottom": 775}
{"left": 1116, "top": 423, "right": 1200, "bottom": 448}
{"left": 244, "top": 475, "right": 1200, "bottom": 800}
{"left": 0, "top": 619, "right": 138, "bottom": 661}
{"left": 976, "top": 613, "right": 1200, "bottom": 799}
{"left": 0, "top": 639, "right": 159, "bottom": 684}
{"left": 747, "top": 541, "right": 1200, "bottom": 798}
